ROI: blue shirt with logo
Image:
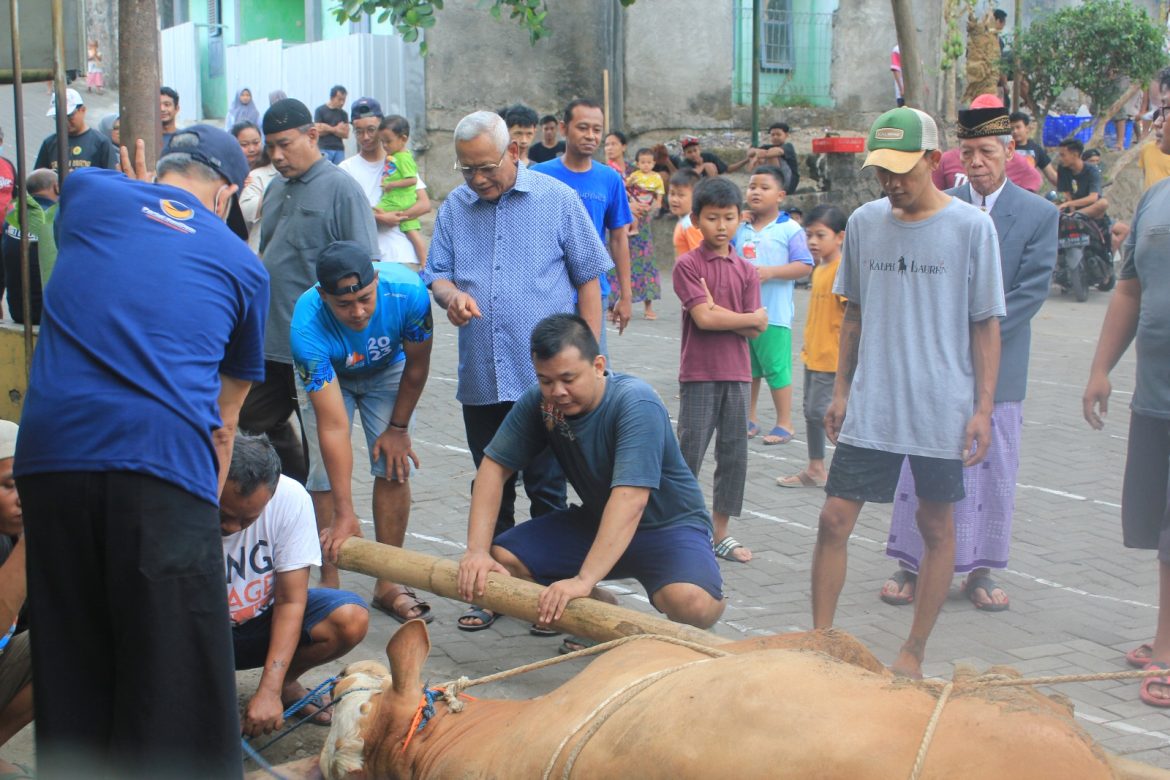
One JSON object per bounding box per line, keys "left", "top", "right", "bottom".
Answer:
{"left": 531, "top": 158, "right": 632, "bottom": 298}
{"left": 733, "top": 216, "right": 812, "bottom": 328}
{"left": 15, "top": 167, "right": 269, "bottom": 505}
{"left": 290, "top": 262, "right": 432, "bottom": 393}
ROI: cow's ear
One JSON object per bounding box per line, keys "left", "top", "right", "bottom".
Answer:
{"left": 387, "top": 618, "right": 431, "bottom": 697}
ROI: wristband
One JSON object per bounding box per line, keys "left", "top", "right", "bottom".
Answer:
{"left": 389, "top": 421, "right": 409, "bottom": 431}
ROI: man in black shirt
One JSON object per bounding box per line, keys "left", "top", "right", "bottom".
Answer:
{"left": 34, "top": 88, "right": 117, "bottom": 172}
{"left": 1056, "top": 137, "right": 1108, "bottom": 221}
{"left": 678, "top": 136, "right": 727, "bottom": 177}
{"left": 1010, "top": 111, "right": 1057, "bottom": 186}
{"left": 315, "top": 85, "right": 350, "bottom": 165}
{"left": 528, "top": 114, "right": 564, "bottom": 164}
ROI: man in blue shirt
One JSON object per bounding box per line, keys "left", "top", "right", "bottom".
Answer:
{"left": 290, "top": 241, "right": 434, "bottom": 622}
{"left": 424, "top": 110, "right": 611, "bottom": 631}
{"left": 458, "top": 314, "right": 725, "bottom": 635}
{"left": 15, "top": 126, "right": 268, "bottom": 778}
{"left": 532, "top": 98, "right": 634, "bottom": 343}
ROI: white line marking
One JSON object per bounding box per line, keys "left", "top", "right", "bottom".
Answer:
{"left": 1000, "top": 568, "right": 1156, "bottom": 610}
{"left": 415, "top": 438, "right": 472, "bottom": 455}
{"left": 1075, "top": 711, "right": 1170, "bottom": 745}
{"left": 1017, "top": 483, "right": 1086, "bottom": 501}
{"left": 407, "top": 532, "right": 466, "bottom": 550}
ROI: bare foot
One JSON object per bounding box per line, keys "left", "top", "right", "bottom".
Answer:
{"left": 890, "top": 647, "right": 924, "bottom": 680}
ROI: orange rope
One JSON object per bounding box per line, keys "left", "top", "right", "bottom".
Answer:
{"left": 399, "top": 687, "right": 477, "bottom": 754}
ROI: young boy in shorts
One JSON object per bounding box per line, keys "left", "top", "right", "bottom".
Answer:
{"left": 734, "top": 165, "right": 813, "bottom": 445}
{"left": 669, "top": 168, "right": 704, "bottom": 257}
{"left": 673, "top": 177, "right": 767, "bottom": 564}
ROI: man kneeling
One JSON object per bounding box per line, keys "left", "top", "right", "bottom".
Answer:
{"left": 222, "top": 433, "right": 369, "bottom": 736}
{"left": 458, "top": 314, "right": 726, "bottom": 637}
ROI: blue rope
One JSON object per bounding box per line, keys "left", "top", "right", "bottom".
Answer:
{"left": 241, "top": 675, "right": 342, "bottom": 771}
{"left": 241, "top": 738, "right": 289, "bottom": 780}
{"left": 415, "top": 686, "right": 444, "bottom": 733}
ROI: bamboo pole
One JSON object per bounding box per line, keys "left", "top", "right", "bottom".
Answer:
{"left": 336, "top": 538, "right": 730, "bottom": 648}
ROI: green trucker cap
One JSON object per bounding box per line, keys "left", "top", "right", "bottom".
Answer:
{"left": 863, "top": 107, "right": 939, "bottom": 174}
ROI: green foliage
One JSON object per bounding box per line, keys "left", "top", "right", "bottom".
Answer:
{"left": 1016, "top": 0, "right": 1166, "bottom": 114}
{"left": 332, "top": 0, "right": 637, "bottom": 53}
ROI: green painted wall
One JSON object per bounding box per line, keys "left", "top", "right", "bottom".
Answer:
{"left": 733, "top": 0, "right": 838, "bottom": 109}
{"left": 240, "top": 0, "right": 307, "bottom": 43}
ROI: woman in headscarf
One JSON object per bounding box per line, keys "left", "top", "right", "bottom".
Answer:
{"left": 268, "top": 89, "right": 287, "bottom": 107}
{"left": 231, "top": 120, "right": 277, "bottom": 253}
{"left": 225, "top": 88, "right": 260, "bottom": 130}
{"left": 97, "top": 114, "right": 119, "bottom": 148}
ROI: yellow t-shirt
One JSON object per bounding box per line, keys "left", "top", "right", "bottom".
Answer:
{"left": 1139, "top": 142, "right": 1170, "bottom": 191}
{"left": 626, "top": 169, "right": 665, "bottom": 197}
{"left": 800, "top": 256, "right": 847, "bottom": 372}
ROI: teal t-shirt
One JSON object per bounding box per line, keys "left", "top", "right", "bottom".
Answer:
{"left": 486, "top": 373, "right": 711, "bottom": 532}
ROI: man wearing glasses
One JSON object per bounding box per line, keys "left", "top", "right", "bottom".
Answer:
{"left": 338, "top": 97, "right": 432, "bottom": 269}
{"left": 423, "top": 110, "right": 612, "bottom": 632}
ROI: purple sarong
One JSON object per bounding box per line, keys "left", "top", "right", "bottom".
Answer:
{"left": 885, "top": 401, "right": 1022, "bottom": 573}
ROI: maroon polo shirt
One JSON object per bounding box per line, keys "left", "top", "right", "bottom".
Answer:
{"left": 672, "top": 242, "right": 762, "bottom": 383}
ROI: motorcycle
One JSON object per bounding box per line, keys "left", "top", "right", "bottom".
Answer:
{"left": 1052, "top": 210, "right": 1115, "bottom": 302}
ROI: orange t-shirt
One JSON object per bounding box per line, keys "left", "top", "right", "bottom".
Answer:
{"left": 800, "top": 256, "right": 847, "bottom": 372}
{"left": 672, "top": 216, "right": 703, "bottom": 257}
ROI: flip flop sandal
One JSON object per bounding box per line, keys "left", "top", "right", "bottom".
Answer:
{"left": 457, "top": 606, "right": 498, "bottom": 632}
{"left": 558, "top": 635, "right": 598, "bottom": 655}
{"left": 529, "top": 623, "right": 561, "bottom": 637}
{"left": 292, "top": 692, "right": 334, "bottom": 726}
{"left": 776, "top": 471, "right": 825, "bottom": 489}
{"left": 371, "top": 588, "right": 434, "bottom": 624}
{"left": 1127, "top": 642, "right": 1155, "bottom": 669}
{"left": 713, "top": 536, "right": 749, "bottom": 563}
{"left": 963, "top": 573, "right": 1010, "bottom": 612}
{"left": 747, "top": 421, "right": 762, "bottom": 439}
{"left": 762, "top": 426, "right": 794, "bottom": 445}
{"left": 1140, "top": 662, "right": 1170, "bottom": 708}
{"left": 879, "top": 569, "right": 916, "bottom": 606}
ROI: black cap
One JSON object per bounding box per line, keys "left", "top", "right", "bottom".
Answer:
{"left": 263, "top": 98, "right": 314, "bottom": 136}
{"left": 350, "top": 97, "right": 383, "bottom": 122}
{"left": 162, "top": 124, "right": 250, "bottom": 190}
{"left": 316, "top": 241, "right": 376, "bottom": 295}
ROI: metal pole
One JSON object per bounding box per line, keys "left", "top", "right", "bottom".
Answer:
{"left": 9, "top": 0, "right": 32, "bottom": 385}
{"left": 120, "top": 0, "right": 162, "bottom": 168}
{"left": 750, "top": 0, "right": 760, "bottom": 147}
{"left": 51, "top": 0, "right": 68, "bottom": 183}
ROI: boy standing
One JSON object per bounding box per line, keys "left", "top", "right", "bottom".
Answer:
{"left": 735, "top": 166, "right": 813, "bottom": 445}
{"left": 528, "top": 114, "right": 565, "bottom": 164}
{"left": 673, "top": 178, "right": 767, "bottom": 564}
{"left": 669, "top": 168, "right": 703, "bottom": 257}
{"left": 501, "top": 104, "right": 539, "bottom": 166}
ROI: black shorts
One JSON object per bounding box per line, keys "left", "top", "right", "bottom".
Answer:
{"left": 825, "top": 441, "right": 965, "bottom": 504}
{"left": 1121, "top": 412, "right": 1170, "bottom": 562}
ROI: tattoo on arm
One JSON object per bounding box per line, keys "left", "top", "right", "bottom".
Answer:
{"left": 838, "top": 302, "right": 862, "bottom": 385}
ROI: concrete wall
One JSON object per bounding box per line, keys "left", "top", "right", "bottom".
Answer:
{"left": 829, "top": 0, "right": 944, "bottom": 119}
{"left": 85, "top": 0, "right": 118, "bottom": 91}
{"left": 421, "top": 0, "right": 612, "bottom": 196}
{"left": 623, "top": 0, "right": 735, "bottom": 133}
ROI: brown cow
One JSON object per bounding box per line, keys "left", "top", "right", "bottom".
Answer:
{"left": 246, "top": 620, "right": 1160, "bottom": 780}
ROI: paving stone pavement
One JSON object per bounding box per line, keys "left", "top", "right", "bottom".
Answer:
{"left": 250, "top": 269, "right": 1170, "bottom": 769}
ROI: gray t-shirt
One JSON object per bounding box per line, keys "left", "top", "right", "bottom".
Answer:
{"left": 259, "top": 157, "right": 379, "bottom": 363}
{"left": 834, "top": 197, "right": 1006, "bottom": 459}
{"left": 1120, "top": 179, "right": 1170, "bottom": 418}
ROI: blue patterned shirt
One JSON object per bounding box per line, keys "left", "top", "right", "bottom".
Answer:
{"left": 422, "top": 164, "right": 612, "bottom": 405}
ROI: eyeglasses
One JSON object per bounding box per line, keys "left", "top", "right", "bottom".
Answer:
{"left": 1154, "top": 105, "right": 1170, "bottom": 121}
{"left": 354, "top": 126, "right": 380, "bottom": 137}
{"left": 455, "top": 150, "right": 508, "bottom": 176}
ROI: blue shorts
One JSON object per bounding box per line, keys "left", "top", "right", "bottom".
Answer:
{"left": 297, "top": 360, "right": 415, "bottom": 490}
{"left": 493, "top": 507, "right": 724, "bottom": 606}
{"left": 231, "top": 587, "right": 366, "bottom": 671}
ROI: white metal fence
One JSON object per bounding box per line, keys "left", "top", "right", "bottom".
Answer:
{"left": 160, "top": 22, "right": 203, "bottom": 121}
{"left": 224, "top": 34, "right": 424, "bottom": 141}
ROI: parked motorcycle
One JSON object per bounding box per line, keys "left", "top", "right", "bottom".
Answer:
{"left": 1052, "top": 210, "right": 1115, "bottom": 302}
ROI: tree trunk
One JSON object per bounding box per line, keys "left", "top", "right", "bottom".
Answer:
{"left": 1087, "top": 82, "right": 1142, "bottom": 150}
{"left": 119, "top": 0, "right": 160, "bottom": 165}
{"left": 891, "top": 0, "right": 925, "bottom": 108}
{"left": 336, "top": 538, "right": 731, "bottom": 648}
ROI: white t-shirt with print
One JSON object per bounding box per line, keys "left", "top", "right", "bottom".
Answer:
{"left": 223, "top": 474, "right": 321, "bottom": 626}
{"left": 338, "top": 153, "right": 427, "bottom": 263}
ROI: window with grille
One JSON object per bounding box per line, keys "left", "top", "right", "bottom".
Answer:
{"left": 207, "top": 0, "right": 222, "bottom": 37}
{"left": 761, "top": 0, "right": 793, "bottom": 71}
